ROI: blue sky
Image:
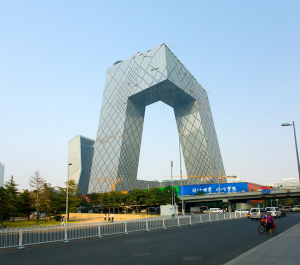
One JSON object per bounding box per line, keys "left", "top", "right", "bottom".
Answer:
{"left": 1, "top": 1, "right": 299, "bottom": 190}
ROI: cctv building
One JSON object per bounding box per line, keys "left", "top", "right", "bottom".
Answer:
{"left": 0, "top": 163, "right": 4, "bottom": 187}
{"left": 68, "top": 135, "right": 94, "bottom": 195}
{"left": 85, "top": 43, "right": 226, "bottom": 194}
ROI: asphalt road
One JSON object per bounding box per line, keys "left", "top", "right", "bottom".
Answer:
{"left": 1, "top": 212, "right": 300, "bottom": 265}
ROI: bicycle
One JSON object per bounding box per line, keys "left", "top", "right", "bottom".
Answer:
{"left": 258, "top": 222, "right": 276, "bottom": 234}
{"left": 258, "top": 223, "right": 267, "bottom": 234}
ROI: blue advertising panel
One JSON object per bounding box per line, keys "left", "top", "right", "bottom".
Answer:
{"left": 178, "top": 182, "right": 249, "bottom": 196}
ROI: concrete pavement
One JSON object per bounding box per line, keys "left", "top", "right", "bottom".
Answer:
{"left": 224, "top": 222, "right": 300, "bottom": 265}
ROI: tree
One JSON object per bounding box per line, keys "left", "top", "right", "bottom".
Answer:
{"left": 195, "top": 190, "right": 205, "bottom": 196}
{"left": 58, "top": 179, "right": 81, "bottom": 219}
{"left": 29, "top": 170, "right": 46, "bottom": 225}
{"left": 107, "top": 191, "right": 123, "bottom": 213}
{"left": 120, "top": 193, "right": 130, "bottom": 214}
{"left": 159, "top": 186, "right": 173, "bottom": 205}
{"left": 5, "top": 176, "right": 19, "bottom": 222}
{"left": 98, "top": 192, "right": 110, "bottom": 213}
{"left": 128, "top": 188, "right": 146, "bottom": 213}
{"left": 144, "top": 188, "right": 161, "bottom": 214}
{"left": 0, "top": 186, "right": 9, "bottom": 225}
{"left": 18, "top": 189, "right": 35, "bottom": 220}
{"left": 40, "top": 183, "right": 57, "bottom": 221}
{"left": 78, "top": 195, "right": 93, "bottom": 212}
{"left": 86, "top": 193, "right": 100, "bottom": 212}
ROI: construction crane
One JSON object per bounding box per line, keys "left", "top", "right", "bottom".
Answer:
{"left": 111, "top": 179, "right": 120, "bottom": 191}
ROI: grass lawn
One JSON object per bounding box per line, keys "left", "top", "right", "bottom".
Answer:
{"left": 1, "top": 213, "right": 157, "bottom": 228}
{"left": 1, "top": 219, "right": 77, "bottom": 228}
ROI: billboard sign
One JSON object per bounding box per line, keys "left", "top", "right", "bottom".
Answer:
{"left": 179, "top": 182, "right": 249, "bottom": 196}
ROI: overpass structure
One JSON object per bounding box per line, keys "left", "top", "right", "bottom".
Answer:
{"left": 182, "top": 188, "right": 300, "bottom": 212}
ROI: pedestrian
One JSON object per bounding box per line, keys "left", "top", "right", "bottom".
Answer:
{"left": 108, "top": 214, "right": 111, "bottom": 222}
{"left": 61, "top": 216, "right": 65, "bottom": 226}
{"left": 111, "top": 213, "right": 114, "bottom": 222}
{"left": 104, "top": 214, "right": 107, "bottom": 222}
{"left": 265, "top": 212, "right": 275, "bottom": 236}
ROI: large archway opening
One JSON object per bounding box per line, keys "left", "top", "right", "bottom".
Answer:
{"left": 137, "top": 101, "right": 187, "bottom": 184}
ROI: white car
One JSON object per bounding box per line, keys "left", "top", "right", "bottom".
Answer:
{"left": 203, "top": 208, "right": 223, "bottom": 213}
{"left": 265, "top": 207, "right": 280, "bottom": 218}
{"left": 290, "top": 205, "right": 300, "bottom": 212}
{"left": 235, "top": 209, "right": 248, "bottom": 213}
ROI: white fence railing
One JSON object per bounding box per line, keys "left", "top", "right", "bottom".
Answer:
{"left": 0, "top": 212, "right": 246, "bottom": 249}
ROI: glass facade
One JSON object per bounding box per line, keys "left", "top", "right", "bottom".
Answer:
{"left": 0, "top": 163, "right": 4, "bottom": 187}
{"left": 68, "top": 135, "right": 94, "bottom": 194}
{"left": 88, "top": 43, "right": 225, "bottom": 193}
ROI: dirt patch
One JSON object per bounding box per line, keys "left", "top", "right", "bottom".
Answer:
{"left": 68, "top": 213, "right": 155, "bottom": 223}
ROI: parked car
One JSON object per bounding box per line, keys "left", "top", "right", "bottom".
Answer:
{"left": 203, "top": 208, "right": 223, "bottom": 213}
{"left": 265, "top": 207, "right": 280, "bottom": 218}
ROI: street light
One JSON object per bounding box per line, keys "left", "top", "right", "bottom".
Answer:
{"left": 171, "top": 161, "right": 174, "bottom": 207}
{"left": 170, "top": 161, "right": 175, "bottom": 216}
{"left": 65, "top": 163, "right": 72, "bottom": 226}
{"left": 179, "top": 136, "right": 185, "bottom": 214}
{"left": 63, "top": 162, "right": 72, "bottom": 243}
{"left": 281, "top": 121, "right": 300, "bottom": 183}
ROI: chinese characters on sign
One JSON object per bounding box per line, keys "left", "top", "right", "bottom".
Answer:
{"left": 180, "top": 183, "right": 249, "bottom": 196}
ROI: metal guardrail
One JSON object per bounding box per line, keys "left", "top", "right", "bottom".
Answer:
{"left": 0, "top": 212, "right": 246, "bottom": 249}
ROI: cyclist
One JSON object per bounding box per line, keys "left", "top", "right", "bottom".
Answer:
{"left": 260, "top": 210, "right": 267, "bottom": 225}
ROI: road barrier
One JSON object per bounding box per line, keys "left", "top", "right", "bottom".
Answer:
{"left": 0, "top": 212, "right": 246, "bottom": 249}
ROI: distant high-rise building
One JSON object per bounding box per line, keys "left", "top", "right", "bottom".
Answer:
{"left": 68, "top": 135, "right": 94, "bottom": 194}
{"left": 0, "top": 163, "right": 4, "bottom": 187}
{"left": 88, "top": 44, "right": 226, "bottom": 193}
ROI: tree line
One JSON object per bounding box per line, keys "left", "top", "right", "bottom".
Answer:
{"left": 84, "top": 186, "right": 179, "bottom": 214}
{"left": 0, "top": 170, "right": 179, "bottom": 225}
{"left": 0, "top": 171, "right": 81, "bottom": 225}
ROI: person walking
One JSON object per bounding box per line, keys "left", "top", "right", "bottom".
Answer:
{"left": 104, "top": 214, "right": 107, "bottom": 222}
{"left": 61, "top": 216, "right": 65, "bottom": 226}
{"left": 111, "top": 213, "right": 114, "bottom": 222}
{"left": 265, "top": 212, "right": 275, "bottom": 236}
{"left": 108, "top": 214, "right": 111, "bottom": 222}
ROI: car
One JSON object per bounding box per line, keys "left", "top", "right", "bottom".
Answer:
{"left": 280, "top": 205, "right": 291, "bottom": 213}
{"left": 250, "top": 208, "right": 265, "bottom": 220}
{"left": 290, "top": 205, "right": 300, "bottom": 212}
{"left": 235, "top": 209, "right": 248, "bottom": 213}
{"left": 203, "top": 208, "right": 223, "bottom": 213}
{"left": 265, "top": 207, "right": 280, "bottom": 218}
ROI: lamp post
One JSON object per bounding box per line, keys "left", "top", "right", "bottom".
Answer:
{"left": 281, "top": 121, "right": 300, "bottom": 183}
{"left": 179, "top": 136, "right": 185, "bottom": 214}
{"left": 65, "top": 163, "right": 72, "bottom": 226}
{"left": 170, "top": 160, "right": 174, "bottom": 215}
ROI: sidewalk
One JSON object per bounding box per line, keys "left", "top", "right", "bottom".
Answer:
{"left": 224, "top": 222, "right": 300, "bottom": 265}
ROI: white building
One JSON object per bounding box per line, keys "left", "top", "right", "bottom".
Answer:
{"left": 0, "top": 163, "right": 4, "bottom": 187}
{"left": 276, "top": 178, "right": 299, "bottom": 188}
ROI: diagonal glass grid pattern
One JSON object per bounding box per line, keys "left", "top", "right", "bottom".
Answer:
{"left": 88, "top": 44, "right": 225, "bottom": 193}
